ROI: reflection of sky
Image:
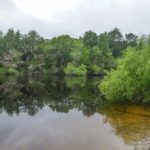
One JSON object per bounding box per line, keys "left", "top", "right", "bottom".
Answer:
{"left": 0, "top": 106, "right": 133, "bottom": 150}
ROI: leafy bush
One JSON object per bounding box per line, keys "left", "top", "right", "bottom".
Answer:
{"left": 89, "top": 65, "right": 101, "bottom": 74}
{"left": 65, "top": 63, "right": 87, "bottom": 75}
{"left": 100, "top": 47, "right": 150, "bottom": 103}
{"left": 7, "top": 68, "right": 19, "bottom": 74}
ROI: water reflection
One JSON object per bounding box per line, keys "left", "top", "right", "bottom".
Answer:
{"left": 100, "top": 104, "right": 150, "bottom": 150}
{"left": 0, "top": 75, "right": 102, "bottom": 116}
{"left": 0, "top": 75, "right": 150, "bottom": 150}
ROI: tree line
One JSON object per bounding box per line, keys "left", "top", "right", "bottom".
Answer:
{"left": 0, "top": 28, "right": 139, "bottom": 75}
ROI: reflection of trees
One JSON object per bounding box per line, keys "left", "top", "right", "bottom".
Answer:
{"left": 0, "top": 75, "right": 102, "bottom": 116}
{"left": 0, "top": 76, "right": 45, "bottom": 116}
{"left": 2, "top": 75, "right": 150, "bottom": 148}
{"left": 99, "top": 104, "right": 150, "bottom": 147}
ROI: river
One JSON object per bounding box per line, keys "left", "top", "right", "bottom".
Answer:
{"left": 0, "top": 75, "right": 150, "bottom": 150}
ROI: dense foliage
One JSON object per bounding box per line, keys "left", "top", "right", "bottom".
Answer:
{"left": 0, "top": 28, "right": 138, "bottom": 75}
{"left": 100, "top": 45, "right": 150, "bottom": 103}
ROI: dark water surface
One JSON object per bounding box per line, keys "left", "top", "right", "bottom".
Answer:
{"left": 0, "top": 75, "right": 150, "bottom": 150}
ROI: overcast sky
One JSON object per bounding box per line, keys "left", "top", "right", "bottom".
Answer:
{"left": 0, "top": 0, "right": 150, "bottom": 38}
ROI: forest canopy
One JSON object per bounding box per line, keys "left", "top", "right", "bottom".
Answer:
{"left": 0, "top": 28, "right": 138, "bottom": 75}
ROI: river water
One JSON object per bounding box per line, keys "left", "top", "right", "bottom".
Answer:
{"left": 0, "top": 75, "right": 150, "bottom": 150}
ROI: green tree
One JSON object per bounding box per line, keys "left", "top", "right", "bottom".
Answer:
{"left": 108, "top": 28, "right": 126, "bottom": 57}
{"left": 14, "top": 30, "right": 22, "bottom": 51}
{"left": 42, "top": 35, "right": 74, "bottom": 73}
{"left": 100, "top": 46, "right": 150, "bottom": 103}
{"left": 4, "top": 28, "right": 15, "bottom": 51}
{"left": 0, "top": 31, "right": 4, "bottom": 55}
{"left": 125, "top": 33, "right": 138, "bottom": 47}
{"left": 22, "top": 30, "right": 41, "bottom": 51}
{"left": 98, "top": 32, "right": 110, "bottom": 52}
{"left": 136, "top": 35, "right": 147, "bottom": 50}
{"left": 82, "top": 30, "right": 98, "bottom": 48}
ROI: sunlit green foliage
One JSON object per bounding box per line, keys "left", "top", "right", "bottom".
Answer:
{"left": 65, "top": 63, "right": 87, "bottom": 75}
{"left": 7, "top": 68, "right": 19, "bottom": 74}
{"left": 100, "top": 47, "right": 150, "bottom": 103}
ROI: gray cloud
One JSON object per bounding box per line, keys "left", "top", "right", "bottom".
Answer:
{"left": 0, "top": 0, "right": 150, "bottom": 38}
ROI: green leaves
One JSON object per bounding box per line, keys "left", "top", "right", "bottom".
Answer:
{"left": 64, "top": 63, "right": 87, "bottom": 76}
{"left": 100, "top": 46, "right": 150, "bottom": 103}
{"left": 82, "top": 30, "right": 98, "bottom": 48}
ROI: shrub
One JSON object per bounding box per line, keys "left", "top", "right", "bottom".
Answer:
{"left": 7, "top": 68, "right": 19, "bottom": 74}
{"left": 100, "top": 47, "right": 150, "bottom": 103}
{"left": 89, "top": 65, "right": 102, "bottom": 74}
{"left": 65, "top": 63, "right": 87, "bottom": 75}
